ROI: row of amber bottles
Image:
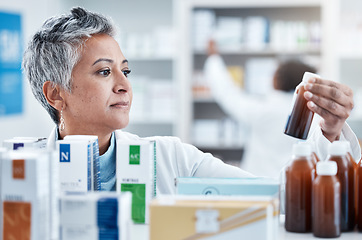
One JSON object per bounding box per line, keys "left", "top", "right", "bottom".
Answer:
{"left": 285, "top": 141, "right": 359, "bottom": 237}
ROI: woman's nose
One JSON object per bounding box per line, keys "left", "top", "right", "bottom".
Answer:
{"left": 114, "top": 71, "right": 130, "bottom": 93}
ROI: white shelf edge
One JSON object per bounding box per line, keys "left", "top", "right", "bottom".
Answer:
{"left": 194, "top": 48, "right": 321, "bottom": 56}
{"left": 126, "top": 55, "right": 174, "bottom": 61}
{"left": 189, "top": 0, "right": 322, "bottom": 8}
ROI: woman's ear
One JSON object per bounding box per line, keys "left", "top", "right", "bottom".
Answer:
{"left": 43, "top": 81, "right": 64, "bottom": 111}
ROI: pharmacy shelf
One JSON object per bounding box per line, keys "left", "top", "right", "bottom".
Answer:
{"left": 194, "top": 48, "right": 321, "bottom": 56}
{"left": 127, "top": 56, "right": 174, "bottom": 61}
{"left": 175, "top": 0, "right": 336, "bottom": 162}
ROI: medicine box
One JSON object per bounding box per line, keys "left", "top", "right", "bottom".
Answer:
{"left": 150, "top": 195, "right": 279, "bottom": 240}
{"left": 116, "top": 140, "right": 156, "bottom": 224}
{"left": 64, "top": 135, "right": 100, "bottom": 191}
{"left": 1, "top": 149, "right": 50, "bottom": 240}
{"left": 59, "top": 192, "right": 132, "bottom": 240}
{"left": 176, "top": 177, "right": 279, "bottom": 197}
{"left": 57, "top": 139, "right": 92, "bottom": 192}
{"left": 0, "top": 147, "right": 6, "bottom": 239}
{"left": 3, "top": 137, "right": 47, "bottom": 150}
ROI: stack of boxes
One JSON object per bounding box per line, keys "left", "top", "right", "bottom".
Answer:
{"left": 149, "top": 177, "right": 280, "bottom": 239}
{"left": 0, "top": 135, "right": 284, "bottom": 239}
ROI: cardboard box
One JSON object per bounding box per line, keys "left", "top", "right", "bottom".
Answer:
{"left": 176, "top": 177, "right": 279, "bottom": 197}
{"left": 150, "top": 195, "right": 279, "bottom": 240}
{"left": 57, "top": 139, "right": 92, "bottom": 192}
{"left": 60, "top": 192, "right": 132, "bottom": 240}
{"left": 0, "top": 147, "right": 6, "bottom": 240}
{"left": 1, "top": 149, "right": 50, "bottom": 240}
{"left": 116, "top": 140, "right": 156, "bottom": 224}
{"left": 64, "top": 135, "right": 100, "bottom": 191}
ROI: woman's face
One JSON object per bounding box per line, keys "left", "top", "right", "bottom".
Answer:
{"left": 62, "top": 34, "right": 132, "bottom": 135}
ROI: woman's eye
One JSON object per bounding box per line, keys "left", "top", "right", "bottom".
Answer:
{"left": 98, "top": 69, "right": 111, "bottom": 77}
{"left": 122, "top": 69, "right": 131, "bottom": 78}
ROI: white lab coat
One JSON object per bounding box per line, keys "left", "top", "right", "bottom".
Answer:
{"left": 204, "top": 54, "right": 361, "bottom": 178}
{"left": 47, "top": 127, "right": 255, "bottom": 194}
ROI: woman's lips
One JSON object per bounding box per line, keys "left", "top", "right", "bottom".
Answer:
{"left": 110, "top": 101, "right": 130, "bottom": 108}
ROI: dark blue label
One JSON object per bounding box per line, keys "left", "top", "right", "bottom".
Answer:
{"left": 59, "top": 144, "right": 70, "bottom": 162}
{"left": 13, "top": 142, "right": 23, "bottom": 150}
{"left": 97, "top": 198, "right": 118, "bottom": 228}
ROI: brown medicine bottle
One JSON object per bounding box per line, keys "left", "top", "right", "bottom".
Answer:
{"left": 358, "top": 158, "right": 362, "bottom": 232}
{"left": 284, "top": 72, "right": 320, "bottom": 139}
{"left": 327, "top": 141, "right": 355, "bottom": 231}
{"left": 285, "top": 143, "right": 315, "bottom": 232}
{"left": 341, "top": 141, "right": 358, "bottom": 225}
{"left": 312, "top": 161, "right": 341, "bottom": 238}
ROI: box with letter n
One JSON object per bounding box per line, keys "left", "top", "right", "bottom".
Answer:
{"left": 56, "top": 139, "right": 93, "bottom": 192}
{"left": 116, "top": 140, "right": 156, "bottom": 224}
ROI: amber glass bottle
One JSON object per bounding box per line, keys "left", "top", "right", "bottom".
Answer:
{"left": 312, "top": 161, "right": 341, "bottom": 238}
{"left": 358, "top": 158, "right": 362, "bottom": 232}
{"left": 284, "top": 72, "right": 320, "bottom": 139}
{"left": 327, "top": 141, "right": 355, "bottom": 231}
{"left": 285, "top": 143, "right": 315, "bottom": 232}
{"left": 341, "top": 141, "right": 358, "bottom": 226}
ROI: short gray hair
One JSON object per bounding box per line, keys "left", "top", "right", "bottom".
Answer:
{"left": 22, "top": 7, "right": 116, "bottom": 124}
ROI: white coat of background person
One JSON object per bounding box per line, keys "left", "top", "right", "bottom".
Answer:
{"left": 203, "top": 41, "right": 361, "bottom": 179}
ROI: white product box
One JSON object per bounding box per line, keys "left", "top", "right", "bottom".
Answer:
{"left": 56, "top": 139, "right": 92, "bottom": 192}
{"left": 1, "top": 149, "right": 50, "bottom": 240}
{"left": 60, "top": 225, "right": 119, "bottom": 240}
{"left": 64, "top": 135, "right": 100, "bottom": 191}
{"left": 2, "top": 137, "right": 47, "bottom": 150}
{"left": 48, "top": 150, "right": 59, "bottom": 240}
{"left": 116, "top": 140, "right": 156, "bottom": 224}
{"left": 60, "top": 192, "right": 132, "bottom": 240}
{"left": 176, "top": 177, "right": 279, "bottom": 197}
{"left": 150, "top": 195, "right": 279, "bottom": 240}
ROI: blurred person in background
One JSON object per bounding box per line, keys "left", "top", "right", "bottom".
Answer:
{"left": 204, "top": 40, "right": 361, "bottom": 179}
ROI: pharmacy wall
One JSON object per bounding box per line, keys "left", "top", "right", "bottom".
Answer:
{"left": 0, "top": 0, "right": 61, "bottom": 143}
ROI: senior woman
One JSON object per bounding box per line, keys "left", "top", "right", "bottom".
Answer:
{"left": 22, "top": 7, "right": 361, "bottom": 193}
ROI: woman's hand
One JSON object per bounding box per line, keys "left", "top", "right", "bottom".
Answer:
{"left": 303, "top": 78, "right": 354, "bottom": 142}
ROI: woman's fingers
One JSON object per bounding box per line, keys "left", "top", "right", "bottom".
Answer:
{"left": 305, "top": 78, "right": 354, "bottom": 110}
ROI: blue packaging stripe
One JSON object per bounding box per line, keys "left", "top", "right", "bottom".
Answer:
{"left": 98, "top": 228, "right": 119, "bottom": 240}
{"left": 97, "top": 198, "right": 118, "bottom": 228}
{"left": 93, "top": 140, "right": 101, "bottom": 191}
{"left": 87, "top": 143, "right": 91, "bottom": 191}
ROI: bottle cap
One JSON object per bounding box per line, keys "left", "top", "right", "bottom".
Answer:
{"left": 302, "top": 72, "right": 320, "bottom": 83}
{"left": 316, "top": 161, "right": 337, "bottom": 176}
{"left": 293, "top": 142, "right": 312, "bottom": 157}
{"left": 328, "top": 141, "right": 347, "bottom": 156}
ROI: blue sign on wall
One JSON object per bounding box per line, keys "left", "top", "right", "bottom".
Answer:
{"left": 0, "top": 11, "right": 23, "bottom": 116}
